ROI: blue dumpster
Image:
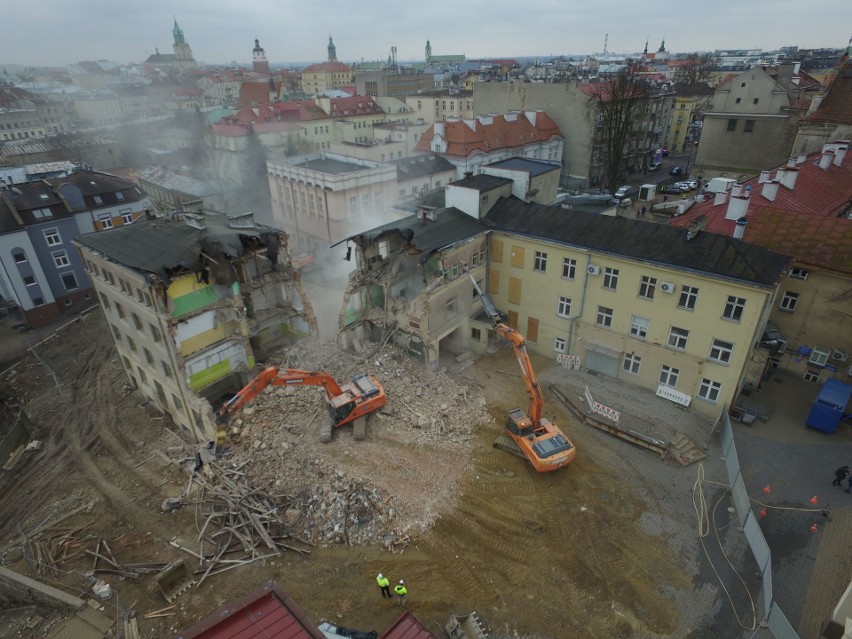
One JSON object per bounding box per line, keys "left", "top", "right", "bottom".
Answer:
{"left": 806, "top": 379, "right": 852, "bottom": 433}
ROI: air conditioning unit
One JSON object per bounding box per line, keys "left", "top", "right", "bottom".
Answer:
{"left": 832, "top": 350, "right": 849, "bottom": 362}
{"left": 659, "top": 281, "right": 675, "bottom": 294}
{"left": 587, "top": 265, "right": 601, "bottom": 275}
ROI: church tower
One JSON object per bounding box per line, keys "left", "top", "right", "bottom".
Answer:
{"left": 327, "top": 36, "right": 337, "bottom": 62}
{"left": 172, "top": 19, "right": 195, "bottom": 66}
{"left": 425, "top": 39, "right": 432, "bottom": 63}
{"left": 253, "top": 38, "right": 270, "bottom": 74}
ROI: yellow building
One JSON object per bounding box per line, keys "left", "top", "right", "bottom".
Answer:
{"left": 301, "top": 37, "right": 352, "bottom": 95}
{"left": 482, "top": 199, "right": 790, "bottom": 419}
{"left": 405, "top": 89, "right": 474, "bottom": 124}
{"left": 665, "top": 95, "right": 700, "bottom": 155}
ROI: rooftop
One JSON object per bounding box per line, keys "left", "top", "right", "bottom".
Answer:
{"left": 484, "top": 157, "right": 560, "bottom": 177}
{"left": 449, "top": 174, "right": 512, "bottom": 192}
{"left": 295, "top": 157, "right": 367, "bottom": 175}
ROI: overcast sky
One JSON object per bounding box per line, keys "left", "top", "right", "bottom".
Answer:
{"left": 4, "top": 0, "right": 850, "bottom": 68}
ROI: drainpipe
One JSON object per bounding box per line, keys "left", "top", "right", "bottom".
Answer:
{"left": 566, "top": 253, "right": 592, "bottom": 355}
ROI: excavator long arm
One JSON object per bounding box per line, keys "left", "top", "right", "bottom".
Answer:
{"left": 494, "top": 324, "right": 544, "bottom": 425}
{"left": 218, "top": 366, "right": 345, "bottom": 420}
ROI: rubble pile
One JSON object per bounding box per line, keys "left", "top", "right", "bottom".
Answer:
{"left": 221, "top": 340, "right": 493, "bottom": 549}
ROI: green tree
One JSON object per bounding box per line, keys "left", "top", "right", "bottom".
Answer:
{"left": 674, "top": 53, "right": 717, "bottom": 87}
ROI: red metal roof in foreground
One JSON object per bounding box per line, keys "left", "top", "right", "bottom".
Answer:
{"left": 174, "top": 581, "right": 325, "bottom": 639}
{"left": 379, "top": 612, "right": 438, "bottom": 639}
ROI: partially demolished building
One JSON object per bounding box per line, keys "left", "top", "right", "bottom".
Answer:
{"left": 73, "top": 205, "right": 317, "bottom": 441}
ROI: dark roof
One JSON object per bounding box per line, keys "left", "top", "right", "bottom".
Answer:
{"left": 337, "top": 207, "right": 485, "bottom": 262}
{"left": 174, "top": 580, "right": 325, "bottom": 639}
{"left": 450, "top": 174, "right": 512, "bottom": 192}
{"left": 485, "top": 197, "right": 790, "bottom": 287}
{"left": 484, "top": 157, "right": 560, "bottom": 177}
{"left": 393, "top": 155, "right": 455, "bottom": 180}
{"left": 294, "top": 157, "right": 365, "bottom": 175}
{"left": 379, "top": 612, "right": 438, "bottom": 639}
{"left": 393, "top": 188, "right": 446, "bottom": 215}
{"left": 804, "top": 59, "right": 852, "bottom": 125}
{"left": 74, "top": 212, "right": 281, "bottom": 282}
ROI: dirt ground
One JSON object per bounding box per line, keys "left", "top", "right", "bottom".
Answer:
{"left": 0, "top": 310, "right": 696, "bottom": 639}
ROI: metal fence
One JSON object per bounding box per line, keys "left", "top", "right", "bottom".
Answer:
{"left": 719, "top": 411, "right": 800, "bottom": 639}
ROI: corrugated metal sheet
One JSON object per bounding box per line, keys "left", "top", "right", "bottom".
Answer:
{"left": 379, "top": 612, "right": 437, "bottom": 639}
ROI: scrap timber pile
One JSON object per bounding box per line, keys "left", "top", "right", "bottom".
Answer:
{"left": 206, "top": 339, "right": 492, "bottom": 550}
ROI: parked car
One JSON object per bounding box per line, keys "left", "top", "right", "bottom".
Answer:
{"left": 660, "top": 185, "right": 686, "bottom": 195}
{"left": 613, "top": 185, "right": 631, "bottom": 199}
{"left": 648, "top": 162, "right": 662, "bottom": 172}
{"left": 661, "top": 147, "right": 669, "bottom": 156}
{"left": 682, "top": 179, "right": 699, "bottom": 189}
{"left": 669, "top": 166, "right": 683, "bottom": 176}
{"left": 672, "top": 182, "right": 692, "bottom": 192}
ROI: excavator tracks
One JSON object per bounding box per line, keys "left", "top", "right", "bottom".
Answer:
{"left": 352, "top": 416, "right": 367, "bottom": 441}
{"left": 493, "top": 434, "right": 527, "bottom": 460}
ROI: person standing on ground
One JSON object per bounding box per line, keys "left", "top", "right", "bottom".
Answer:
{"left": 833, "top": 465, "right": 850, "bottom": 486}
{"left": 394, "top": 579, "right": 408, "bottom": 606}
{"left": 376, "top": 573, "right": 391, "bottom": 599}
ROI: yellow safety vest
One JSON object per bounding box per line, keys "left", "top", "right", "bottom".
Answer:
{"left": 377, "top": 576, "right": 389, "bottom": 587}
{"left": 394, "top": 585, "right": 407, "bottom": 596}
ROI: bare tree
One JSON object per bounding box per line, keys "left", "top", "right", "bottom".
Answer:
{"left": 585, "top": 64, "right": 651, "bottom": 195}
{"left": 674, "top": 53, "right": 717, "bottom": 87}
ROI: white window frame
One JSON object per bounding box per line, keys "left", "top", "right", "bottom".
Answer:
{"left": 779, "top": 292, "right": 799, "bottom": 312}
{"left": 533, "top": 251, "right": 547, "bottom": 273}
{"left": 43, "top": 227, "right": 61, "bottom": 246}
{"left": 60, "top": 272, "right": 78, "bottom": 291}
{"left": 789, "top": 268, "right": 809, "bottom": 281}
{"left": 561, "top": 257, "right": 576, "bottom": 280}
{"left": 120, "top": 208, "right": 133, "bottom": 224}
{"left": 13, "top": 250, "right": 27, "bottom": 263}
{"left": 678, "top": 285, "right": 698, "bottom": 310}
{"left": 659, "top": 365, "right": 679, "bottom": 387}
{"left": 596, "top": 305, "right": 613, "bottom": 328}
{"left": 623, "top": 353, "right": 641, "bottom": 375}
{"left": 809, "top": 346, "right": 830, "bottom": 367}
{"left": 554, "top": 337, "right": 566, "bottom": 352}
{"left": 667, "top": 326, "right": 689, "bottom": 350}
{"left": 556, "top": 296, "right": 572, "bottom": 318}
{"left": 52, "top": 250, "right": 70, "bottom": 268}
{"left": 709, "top": 339, "right": 734, "bottom": 364}
{"left": 98, "top": 214, "right": 113, "bottom": 229}
{"left": 698, "top": 378, "right": 721, "bottom": 403}
{"left": 629, "top": 315, "right": 649, "bottom": 340}
{"left": 639, "top": 275, "right": 657, "bottom": 299}
{"left": 603, "top": 267, "right": 619, "bottom": 290}
{"left": 723, "top": 296, "right": 745, "bottom": 322}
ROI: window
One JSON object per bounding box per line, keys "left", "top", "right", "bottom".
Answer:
{"left": 99, "top": 292, "right": 110, "bottom": 308}
{"left": 471, "top": 327, "right": 481, "bottom": 340}
{"left": 44, "top": 228, "right": 61, "bottom": 246}
{"left": 639, "top": 276, "right": 657, "bottom": 299}
{"left": 120, "top": 209, "right": 133, "bottom": 224}
{"left": 753, "top": 98, "right": 759, "bottom": 105}
{"left": 126, "top": 336, "right": 137, "bottom": 352}
{"left": 789, "top": 268, "right": 809, "bottom": 280}
{"left": 623, "top": 353, "right": 641, "bottom": 375}
{"left": 162, "top": 361, "right": 173, "bottom": 378}
{"left": 111, "top": 324, "right": 121, "bottom": 340}
{"left": 554, "top": 337, "right": 566, "bottom": 352}
{"left": 33, "top": 297, "right": 44, "bottom": 305}
{"left": 137, "top": 367, "right": 147, "bottom": 383}
{"left": 603, "top": 267, "right": 619, "bottom": 290}
{"left": 61, "top": 273, "right": 78, "bottom": 290}
{"left": 115, "top": 302, "right": 125, "bottom": 319}
{"left": 48, "top": 249, "right": 70, "bottom": 268}
{"left": 349, "top": 196, "right": 358, "bottom": 211}
{"left": 557, "top": 296, "right": 572, "bottom": 318}
{"left": 779, "top": 292, "right": 799, "bottom": 312}
{"left": 596, "top": 305, "right": 613, "bottom": 328}
{"left": 709, "top": 339, "right": 734, "bottom": 364}
{"left": 735, "top": 97, "right": 741, "bottom": 104}
{"left": 93, "top": 195, "right": 103, "bottom": 204}
{"left": 143, "top": 347, "right": 154, "bottom": 364}
{"left": 116, "top": 192, "right": 125, "bottom": 201}
{"left": 533, "top": 251, "right": 547, "bottom": 273}
{"left": 131, "top": 312, "right": 142, "bottom": 330}
{"left": 723, "top": 296, "right": 745, "bottom": 321}
{"left": 99, "top": 216, "right": 113, "bottom": 229}
{"left": 150, "top": 324, "right": 162, "bottom": 342}
{"left": 727, "top": 119, "right": 737, "bottom": 132}
{"left": 13, "top": 251, "right": 26, "bottom": 263}
{"left": 362, "top": 193, "right": 369, "bottom": 208}
{"left": 809, "top": 346, "right": 830, "bottom": 367}
{"left": 445, "top": 296, "right": 457, "bottom": 316}
{"left": 678, "top": 285, "right": 698, "bottom": 310}
{"left": 659, "top": 365, "right": 679, "bottom": 387}
{"left": 804, "top": 370, "right": 821, "bottom": 383}
{"left": 698, "top": 378, "right": 721, "bottom": 403}
{"left": 744, "top": 120, "right": 755, "bottom": 133}
{"left": 667, "top": 326, "right": 689, "bottom": 350}
{"left": 561, "top": 258, "right": 576, "bottom": 280}
{"left": 172, "top": 394, "right": 183, "bottom": 410}
{"left": 23, "top": 275, "right": 36, "bottom": 286}
{"left": 630, "top": 315, "right": 649, "bottom": 339}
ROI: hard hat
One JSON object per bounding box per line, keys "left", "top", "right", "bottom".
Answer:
{"left": 378, "top": 573, "right": 383, "bottom": 578}
{"left": 399, "top": 579, "right": 404, "bottom": 584}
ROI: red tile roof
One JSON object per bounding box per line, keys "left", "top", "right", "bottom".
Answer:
{"left": 415, "top": 112, "right": 563, "bottom": 157}
{"left": 669, "top": 148, "right": 852, "bottom": 273}
{"left": 324, "top": 95, "right": 383, "bottom": 116}
{"left": 174, "top": 581, "right": 325, "bottom": 639}
{"left": 804, "top": 58, "right": 852, "bottom": 125}
{"left": 302, "top": 61, "right": 351, "bottom": 74}
{"left": 239, "top": 81, "right": 281, "bottom": 107}
{"left": 379, "top": 612, "right": 438, "bottom": 639}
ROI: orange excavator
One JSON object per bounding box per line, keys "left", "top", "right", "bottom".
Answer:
{"left": 469, "top": 274, "right": 576, "bottom": 472}
{"left": 216, "top": 367, "right": 387, "bottom": 443}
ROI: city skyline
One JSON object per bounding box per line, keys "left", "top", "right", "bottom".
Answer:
{"left": 3, "top": 0, "right": 850, "bottom": 68}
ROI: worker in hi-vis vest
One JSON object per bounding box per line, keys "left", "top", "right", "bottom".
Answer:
{"left": 376, "top": 573, "right": 391, "bottom": 599}
{"left": 394, "top": 579, "right": 407, "bottom": 606}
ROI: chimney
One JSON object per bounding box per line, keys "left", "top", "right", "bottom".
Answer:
{"left": 833, "top": 146, "right": 847, "bottom": 166}
{"left": 733, "top": 216, "right": 748, "bottom": 240}
{"left": 731, "top": 182, "right": 743, "bottom": 197}
{"left": 761, "top": 180, "right": 780, "bottom": 201}
{"left": 819, "top": 151, "right": 833, "bottom": 170}
{"left": 796, "top": 153, "right": 807, "bottom": 165}
{"left": 758, "top": 170, "right": 770, "bottom": 183}
{"left": 725, "top": 194, "right": 750, "bottom": 220}
{"left": 776, "top": 168, "right": 786, "bottom": 182}
{"left": 714, "top": 191, "right": 727, "bottom": 206}
{"left": 780, "top": 167, "right": 798, "bottom": 190}
{"left": 786, "top": 157, "right": 797, "bottom": 168}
